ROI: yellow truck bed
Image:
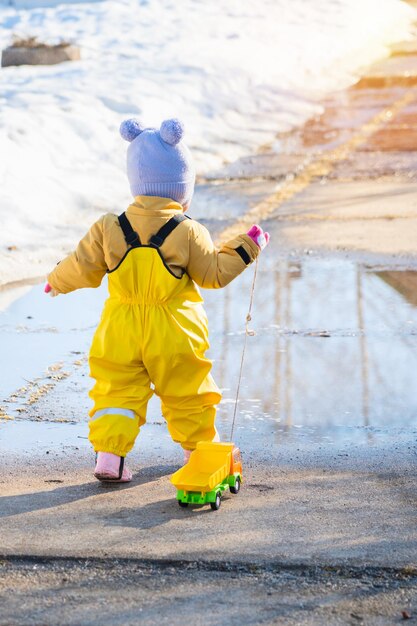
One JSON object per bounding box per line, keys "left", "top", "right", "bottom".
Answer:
{"left": 171, "top": 442, "right": 235, "bottom": 492}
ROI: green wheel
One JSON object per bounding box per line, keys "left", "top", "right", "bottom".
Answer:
{"left": 178, "top": 501, "right": 188, "bottom": 508}
{"left": 210, "top": 492, "right": 221, "bottom": 511}
{"left": 230, "top": 477, "right": 241, "bottom": 495}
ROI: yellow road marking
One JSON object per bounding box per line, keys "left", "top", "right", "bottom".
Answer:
{"left": 217, "top": 91, "right": 415, "bottom": 243}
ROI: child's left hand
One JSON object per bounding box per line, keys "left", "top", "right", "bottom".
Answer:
{"left": 246, "top": 225, "right": 270, "bottom": 250}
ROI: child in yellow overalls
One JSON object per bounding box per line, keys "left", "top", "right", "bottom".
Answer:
{"left": 46, "top": 118, "right": 269, "bottom": 482}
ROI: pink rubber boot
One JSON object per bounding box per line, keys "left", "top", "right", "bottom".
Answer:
{"left": 94, "top": 452, "right": 132, "bottom": 483}
{"left": 183, "top": 427, "right": 221, "bottom": 464}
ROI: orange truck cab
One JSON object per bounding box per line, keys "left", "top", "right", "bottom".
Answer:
{"left": 231, "top": 446, "right": 242, "bottom": 477}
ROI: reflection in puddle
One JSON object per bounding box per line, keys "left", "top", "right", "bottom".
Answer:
{"left": 204, "top": 260, "right": 417, "bottom": 448}
{"left": 1, "top": 260, "right": 417, "bottom": 451}
{"left": 377, "top": 270, "right": 417, "bottom": 308}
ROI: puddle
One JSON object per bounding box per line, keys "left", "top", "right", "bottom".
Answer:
{"left": 207, "top": 258, "right": 417, "bottom": 449}
{"left": 0, "top": 420, "right": 90, "bottom": 456}
{"left": 1, "top": 259, "right": 417, "bottom": 454}
{"left": 0, "top": 281, "right": 107, "bottom": 393}
{"left": 0, "top": 418, "right": 179, "bottom": 462}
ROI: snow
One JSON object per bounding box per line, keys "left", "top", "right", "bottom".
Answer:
{"left": 0, "top": 0, "right": 415, "bottom": 285}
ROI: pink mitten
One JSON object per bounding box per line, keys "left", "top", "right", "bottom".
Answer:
{"left": 44, "top": 283, "right": 58, "bottom": 297}
{"left": 246, "top": 224, "right": 270, "bottom": 250}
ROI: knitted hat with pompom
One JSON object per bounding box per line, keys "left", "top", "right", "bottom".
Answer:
{"left": 120, "top": 118, "right": 195, "bottom": 207}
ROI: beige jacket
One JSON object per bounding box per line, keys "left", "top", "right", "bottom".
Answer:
{"left": 48, "top": 196, "right": 259, "bottom": 293}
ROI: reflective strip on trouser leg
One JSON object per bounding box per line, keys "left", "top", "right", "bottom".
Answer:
{"left": 92, "top": 408, "right": 136, "bottom": 420}
{"left": 89, "top": 408, "right": 140, "bottom": 457}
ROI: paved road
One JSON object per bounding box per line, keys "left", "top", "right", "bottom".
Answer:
{"left": 1, "top": 25, "right": 417, "bottom": 626}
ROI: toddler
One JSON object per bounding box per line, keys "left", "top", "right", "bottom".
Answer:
{"left": 46, "top": 118, "right": 269, "bottom": 482}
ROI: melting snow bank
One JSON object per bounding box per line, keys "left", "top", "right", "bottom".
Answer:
{"left": 0, "top": 0, "right": 415, "bottom": 285}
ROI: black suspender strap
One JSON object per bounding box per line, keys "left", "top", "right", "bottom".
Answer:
{"left": 118, "top": 212, "right": 190, "bottom": 249}
{"left": 149, "top": 214, "right": 189, "bottom": 248}
{"left": 118, "top": 212, "right": 141, "bottom": 248}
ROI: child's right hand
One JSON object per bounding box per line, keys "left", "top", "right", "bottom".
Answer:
{"left": 246, "top": 225, "right": 270, "bottom": 250}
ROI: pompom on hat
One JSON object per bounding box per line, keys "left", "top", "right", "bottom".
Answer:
{"left": 120, "top": 118, "right": 195, "bottom": 207}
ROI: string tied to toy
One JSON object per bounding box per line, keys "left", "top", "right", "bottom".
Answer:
{"left": 229, "top": 256, "right": 259, "bottom": 442}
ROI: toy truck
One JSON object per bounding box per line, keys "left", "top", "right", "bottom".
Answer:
{"left": 171, "top": 441, "right": 243, "bottom": 510}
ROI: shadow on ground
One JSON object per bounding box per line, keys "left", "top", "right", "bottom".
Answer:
{"left": 0, "top": 464, "right": 177, "bottom": 519}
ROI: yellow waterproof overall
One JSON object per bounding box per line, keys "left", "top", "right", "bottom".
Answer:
{"left": 88, "top": 213, "right": 222, "bottom": 456}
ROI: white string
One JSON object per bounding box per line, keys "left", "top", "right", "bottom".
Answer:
{"left": 230, "top": 257, "right": 259, "bottom": 442}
